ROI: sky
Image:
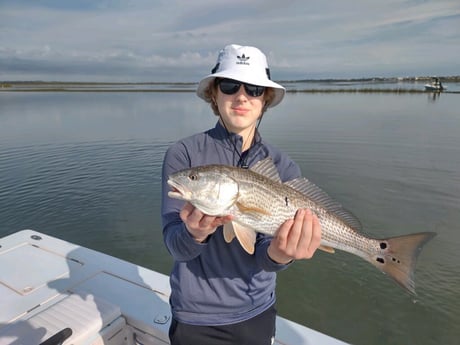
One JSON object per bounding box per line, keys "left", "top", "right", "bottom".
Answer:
{"left": 1, "top": 0, "right": 459, "bottom": 82}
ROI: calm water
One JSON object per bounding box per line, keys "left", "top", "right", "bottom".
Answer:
{"left": 1, "top": 90, "right": 459, "bottom": 345}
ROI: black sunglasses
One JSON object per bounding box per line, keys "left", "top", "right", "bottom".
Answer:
{"left": 217, "top": 78, "right": 265, "bottom": 97}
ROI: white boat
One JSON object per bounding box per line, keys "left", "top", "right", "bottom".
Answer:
{"left": 424, "top": 78, "right": 445, "bottom": 91}
{"left": 0, "top": 230, "right": 349, "bottom": 345}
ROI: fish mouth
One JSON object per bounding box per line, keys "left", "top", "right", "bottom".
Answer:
{"left": 167, "top": 179, "right": 191, "bottom": 201}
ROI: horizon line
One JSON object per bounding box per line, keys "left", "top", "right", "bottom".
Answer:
{"left": 2, "top": 75, "right": 460, "bottom": 85}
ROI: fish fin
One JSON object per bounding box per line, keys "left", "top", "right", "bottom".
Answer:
{"left": 233, "top": 222, "right": 257, "bottom": 255}
{"left": 236, "top": 201, "right": 272, "bottom": 216}
{"left": 250, "top": 157, "right": 282, "bottom": 183}
{"left": 223, "top": 222, "right": 236, "bottom": 243}
{"left": 285, "top": 177, "right": 362, "bottom": 231}
{"left": 370, "top": 232, "right": 436, "bottom": 294}
{"left": 319, "top": 245, "right": 335, "bottom": 254}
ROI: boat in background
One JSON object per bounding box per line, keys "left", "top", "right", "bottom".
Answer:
{"left": 424, "top": 77, "right": 446, "bottom": 91}
{"left": 0, "top": 230, "right": 349, "bottom": 345}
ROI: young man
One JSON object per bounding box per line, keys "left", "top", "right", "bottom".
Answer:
{"left": 161, "top": 44, "right": 322, "bottom": 345}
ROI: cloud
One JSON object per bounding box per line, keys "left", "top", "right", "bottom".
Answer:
{"left": 1, "top": 0, "right": 459, "bottom": 81}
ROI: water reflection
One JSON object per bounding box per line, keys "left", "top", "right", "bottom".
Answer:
{"left": 427, "top": 92, "right": 441, "bottom": 102}
{"left": 1, "top": 91, "right": 460, "bottom": 345}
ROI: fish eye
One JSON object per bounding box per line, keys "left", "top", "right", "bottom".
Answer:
{"left": 188, "top": 173, "right": 199, "bottom": 181}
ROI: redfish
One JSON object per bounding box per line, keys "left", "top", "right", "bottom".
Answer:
{"left": 168, "top": 158, "right": 435, "bottom": 293}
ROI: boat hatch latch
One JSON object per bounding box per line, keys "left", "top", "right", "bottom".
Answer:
{"left": 154, "top": 314, "right": 170, "bottom": 324}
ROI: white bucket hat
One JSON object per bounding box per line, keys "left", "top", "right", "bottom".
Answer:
{"left": 196, "top": 44, "right": 285, "bottom": 108}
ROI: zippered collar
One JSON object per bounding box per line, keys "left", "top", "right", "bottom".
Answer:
{"left": 210, "top": 121, "right": 262, "bottom": 167}
{"left": 212, "top": 122, "right": 261, "bottom": 151}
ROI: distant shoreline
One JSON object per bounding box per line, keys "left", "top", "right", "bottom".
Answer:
{"left": 2, "top": 75, "right": 460, "bottom": 85}
{"left": 2, "top": 88, "right": 459, "bottom": 94}
{"left": 1, "top": 76, "right": 459, "bottom": 94}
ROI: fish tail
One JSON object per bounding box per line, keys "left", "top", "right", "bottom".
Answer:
{"left": 370, "top": 232, "right": 436, "bottom": 294}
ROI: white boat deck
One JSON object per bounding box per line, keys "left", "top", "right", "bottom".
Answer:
{"left": 0, "top": 230, "right": 349, "bottom": 345}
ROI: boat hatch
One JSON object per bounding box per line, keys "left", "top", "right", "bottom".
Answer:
{"left": 0, "top": 293, "right": 126, "bottom": 345}
{"left": 0, "top": 243, "right": 83, "bottom": 296}
{"left": 70, "top": 271, "right": 171, "bottom": 344}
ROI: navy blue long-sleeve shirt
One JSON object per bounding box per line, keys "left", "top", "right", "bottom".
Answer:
{"left": 161, "top": 121, "right": 301, "bottom": 325}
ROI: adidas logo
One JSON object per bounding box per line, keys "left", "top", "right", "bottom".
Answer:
{"left": 236, "top": 54, "right": 250, "bottom": 65}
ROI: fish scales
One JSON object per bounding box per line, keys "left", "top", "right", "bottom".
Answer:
{"left": 222, "top": 164, "right": 375, "bottom": 257}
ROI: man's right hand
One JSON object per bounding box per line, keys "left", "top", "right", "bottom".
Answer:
{"left": 180, "top": 202, "right": 233, "bottom": 243}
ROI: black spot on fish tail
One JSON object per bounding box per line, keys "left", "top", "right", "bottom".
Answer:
{"left": 376, "top": 254, "right": 400, "bottom": 265}
{"left": 380, "top": 242, "right": 387, "bottom": 249}
{"left": 285, "top": 196, "right": 289, "bottom": 207}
